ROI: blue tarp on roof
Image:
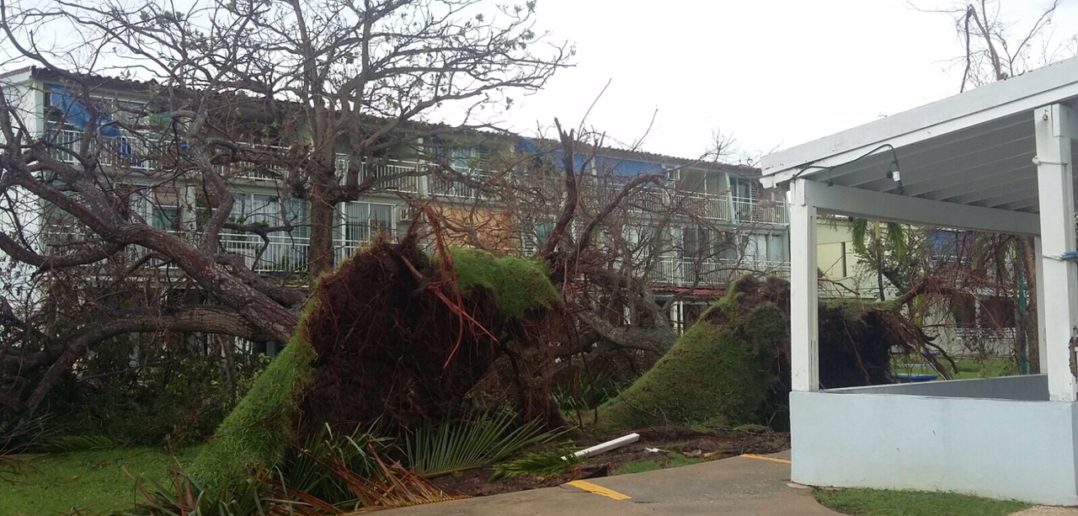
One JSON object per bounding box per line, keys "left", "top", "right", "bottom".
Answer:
{"left": 50, "top": 85, "right": 121, "bottom": 138}
{"left": 594, "top": 155, "right": 663, "bottom": 177}
{"left": 516, "top": 138, "right": 588, "bottom": 171}
{"left": 516, "top": 138, "right": 664, "bottom": 176}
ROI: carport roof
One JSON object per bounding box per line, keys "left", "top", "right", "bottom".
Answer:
{"left": 759, "top": 56, "right": 1078, "bottom": 216}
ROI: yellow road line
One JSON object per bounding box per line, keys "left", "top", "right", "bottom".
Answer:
{"left": 564, "top": 480, "right": 632, "bottom": 501}
{"left": 740, "top": 453, "right": 792, "bottom": 465}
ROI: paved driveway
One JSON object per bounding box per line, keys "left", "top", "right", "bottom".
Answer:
{"left": 380, "top": 451, "right": 840, "bottom": 515}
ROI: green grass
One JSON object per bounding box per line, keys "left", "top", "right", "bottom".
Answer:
{"left": 893, "top": 357, "right": 1018, "bottom": 380}
{"left": 0, "top": 446, "right": 200, "bottom": 516}
{"left": 814, "top": 487, "right": 1030, "bottom": 515}
{"left": 613, "top": 452, "right": 705, "bottom": 475}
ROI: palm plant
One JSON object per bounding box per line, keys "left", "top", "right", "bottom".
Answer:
{"left": 404, "top": 410, "right": 560, "bottom": 478}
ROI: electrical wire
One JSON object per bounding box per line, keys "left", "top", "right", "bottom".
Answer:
{"left": 789, "top": 143, "right": 901, "bottom": 186}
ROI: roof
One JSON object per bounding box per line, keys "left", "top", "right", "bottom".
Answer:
{"left": 0, "top": 65, "right": 755, "bottom": 176}
{"left": 759, "top": 56, "right": 1078, "bottom": 217}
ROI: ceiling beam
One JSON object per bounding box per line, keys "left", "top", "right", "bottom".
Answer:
{"left": 801, "top": 179, "right": 1039, "bottom": 236}
{"left": 761, "top": 56, "right": 1078, "bottom": 188}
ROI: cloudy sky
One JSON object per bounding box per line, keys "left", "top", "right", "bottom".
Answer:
{"left": 502, "top": 0, "right": 1078, "bottom": 162}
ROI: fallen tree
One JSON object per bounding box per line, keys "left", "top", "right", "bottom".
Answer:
{"left": 189, "top": 234, "right": 562, "bottom": 497}
{"left": 595, "top": 275, "right": 946, "bottom": 432}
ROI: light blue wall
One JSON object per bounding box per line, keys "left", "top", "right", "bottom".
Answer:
{"left": 791, "top": 379, "right": 1078, "bottom": 505}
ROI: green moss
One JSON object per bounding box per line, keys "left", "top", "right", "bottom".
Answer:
{"left": 596, "top": 280, "right": 786, "bottom": 431}
{"left": 446, "top": 247, "right": 561, "bottom": 320}
{"left": 188, "top": 321, "right": 317, "bottom": 496}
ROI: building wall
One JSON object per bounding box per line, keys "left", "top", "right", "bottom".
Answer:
{"left": 791, "top": 382, "right": 1078, "bottom": 505}
{"left": 815, "top": 217, "right": 893, "bottom": 299}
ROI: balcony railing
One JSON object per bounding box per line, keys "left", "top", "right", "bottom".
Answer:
{"left": 45, "top": 128, "right": 423, "bottom": 194}
{"left": 651, "top": 258, "right": 790, "bottom": 288}
{"left": 732, "top": 196, "right": 788, "bottom": 225}
{"left": 335, "top": 155, "right": 423, "bottom": 193}
{"left": 428, "top": 172, "right": 492, "bottom": 200}
{"left": 46, "top": 127, "right": 163, "bottom": 171}
{"left": 42, "top": 128, "right": 787, "bottom": 225}
{"left": 680, "top": 191, "right": 732, "bottom": 221}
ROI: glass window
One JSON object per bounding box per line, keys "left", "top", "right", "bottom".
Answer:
{"left": 730, "top": 177, "right": 756, "bottom": 201}
{"left": 370, "top": 204, "right": 392, "bottom": 238}
{"left": 344, "top": 202, "right": 370, "bottom": 243}
{"left": 152, "top": 206, "right": 180, "bottom": 231}
{"left": 285, "top": 199, "right": 309, "bottom": 238}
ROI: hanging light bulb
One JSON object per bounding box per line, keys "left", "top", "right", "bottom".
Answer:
{"left": 888, "top": 159, "right": 901, "bottom": 182}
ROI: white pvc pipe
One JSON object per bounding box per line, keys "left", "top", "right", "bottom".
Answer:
{"left": 570, "top": 433, "right": 640, "bottom": 459}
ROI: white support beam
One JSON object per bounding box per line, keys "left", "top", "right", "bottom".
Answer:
{"left": 799, "top": 180, "right": 1040, "bottom": 236}
{"left": 1035, "top": 103, "right": 1078, "bottom": 402}
{"left": 1035, "top": 237, "right": 1048, "bottom": 373}
{"left": 788, "top": 179, "right": 819, "bottom": 392}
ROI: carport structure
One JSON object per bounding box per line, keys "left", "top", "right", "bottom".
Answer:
{"left": 760, "top": 56, "right": 1078, "bottom": 505}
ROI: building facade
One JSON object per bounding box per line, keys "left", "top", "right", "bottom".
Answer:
{"left": 0, "top": 67, "right": 790, "bottom": 332}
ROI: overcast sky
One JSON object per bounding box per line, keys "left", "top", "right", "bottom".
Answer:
{"left": 502, "top": 0, "right": 1078, "bottom": 162}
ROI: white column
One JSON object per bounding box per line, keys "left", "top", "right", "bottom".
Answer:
{"left": 788, "top": 179, "right": 819, "bottom": 391}
{"left": 1034, "top": 104, "right": 1077, "bottom": 402}
{"left": 1035, "top": 237, "right": 1048, "bottom": 373}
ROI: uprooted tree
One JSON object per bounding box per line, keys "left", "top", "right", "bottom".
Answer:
{"left": 0, "top": 0, "right": 569, "bottom": 420}
{"left": 188, "top": 229, "right": 563, "bottom": 496}
{"left": 595, "top": 275, "right": 950, "bottom": 432}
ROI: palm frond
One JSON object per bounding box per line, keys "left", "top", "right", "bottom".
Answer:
{"left": 404, "top": 410, "right": 560, "bottom": 478}
{"left": 885, "top": 222, "right": 907, "bottom": 259}
{"left": 851, "top": 218, "right": 869, "bottom": 256}
{"left": 491, "top": 447, "right": 580, "bottom": 480}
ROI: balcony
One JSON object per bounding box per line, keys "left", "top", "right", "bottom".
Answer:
{"left": 651, "top": 258, "right": 790, "bottom": 288}
{"left": 732, "top": 196, "right": 788, "bottom": 225}
{"left": 428, "top": 172, "right": 492, "bottom": 200}
{"left": 41, "top": 229, "right": 374, "bottom": 274}
{"left": 46, "top": 127, "right": 163, "bottom": 171}
{"left": 45, "top": 128, "right": 422, "bottom": 194}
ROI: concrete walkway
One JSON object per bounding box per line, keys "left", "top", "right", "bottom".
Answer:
{"left": 382, "top": 450, "right": 840, "bottom": 515}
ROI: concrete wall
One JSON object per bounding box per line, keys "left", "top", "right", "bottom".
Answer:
{"left": 828, "top": 374, "right": 1047, "bottom": 401}
{"left": 791, "top": 388, "right": 1078, "bottom": 505}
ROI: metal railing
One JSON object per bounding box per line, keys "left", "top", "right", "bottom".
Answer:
{"left": 428, "top": 172, "right": 492, "bottom": 200}
{"left": 335, "top": 155, "right": 423, "bottom": 193}
{"left": 679, "top": 191, "right": 733, "bottom": 221}
{"left": 46, "top": 127, "right": 163, "bottom": 171}
{"left": 732, "top": 196, "right": 788, "bottom": 225}
{"left": 651, "top": 258, "right": 791, "bottom": 288}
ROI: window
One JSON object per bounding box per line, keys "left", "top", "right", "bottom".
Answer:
{"left": 284, "top": 199, "right": 309, "bottom": 238}
{"left": 680, "top": 227, "right": 736, "bottom": 260}
{"left": 730, "top": 176, "right": 757, "bottom": 201}
{"left": 979, "top": 297, "right": 1017, "bottom": 329}
{"left": 950, "top": 294, "right": 977, "bottom": 328}
{"left": 343, "top": 202, "right": 393, "bottom": 244}
{"left": 434, "top": 145, "right": 488, "bottom": 174}
{"left": 152, "top": 206, "right": 180, "bottom": 231}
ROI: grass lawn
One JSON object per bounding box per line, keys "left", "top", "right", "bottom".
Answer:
{"left": 0, "top": 446, "right": 199, "bottom": 516}
{"left": 893, "top": 356, "right": 1018, "bottom": 380}
{"left": 814, "top": 487, "right": 1030, "bottom": 516}
{"left": 613, "top": 452, "right": 705, "bottom": 475}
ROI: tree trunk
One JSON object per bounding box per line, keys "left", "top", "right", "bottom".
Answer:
{"left": 1020, "top": 237, "right": 1040, "bottom": 373}
{"left": 309, "top": 182, "right": 337, "bottom": 282}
